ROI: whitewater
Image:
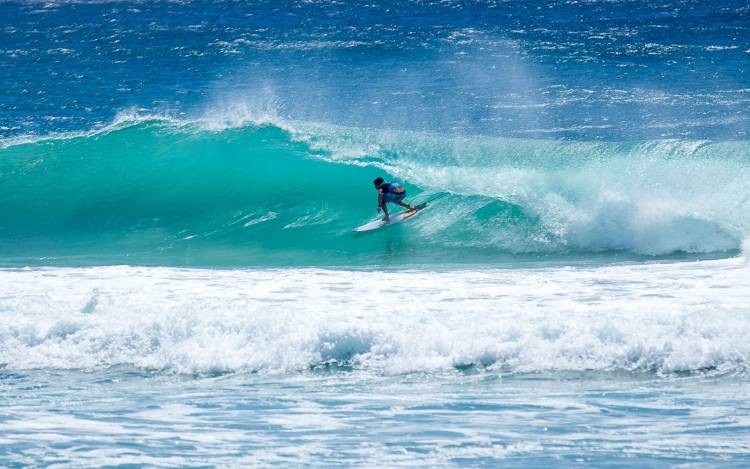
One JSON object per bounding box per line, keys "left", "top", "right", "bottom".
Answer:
{"left": 2, "top": 0, "right": 750, "bottom": 466}
{"left": 3, "top": 258, "right": 750, "bottom": 465}
{"left": 3, "top": 259, "right": 750, "bottom": 374}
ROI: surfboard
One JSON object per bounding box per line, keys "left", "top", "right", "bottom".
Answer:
{"left": 353, "top": 203, "right": 428, "bottom": 232}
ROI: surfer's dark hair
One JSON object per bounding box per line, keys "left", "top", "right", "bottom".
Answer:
{"left": 373, "top": 177, "right": 384, "bottom": 185}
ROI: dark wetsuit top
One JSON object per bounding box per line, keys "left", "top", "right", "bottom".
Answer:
{"left": 378, "top": 182, "right": 400, "bottom": 193}
{"left": 378, "top": 182, "right": 406, "bottom": 203}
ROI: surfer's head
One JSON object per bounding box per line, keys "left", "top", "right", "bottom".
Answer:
{"left": 373, "top": 177, "right": 384, "bottom": 188}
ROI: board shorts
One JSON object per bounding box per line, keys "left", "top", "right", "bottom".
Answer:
{"left": 384, "top": 192, "right": 406, "bottom": 203}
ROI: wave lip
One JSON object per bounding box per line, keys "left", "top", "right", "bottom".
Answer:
{"left": 1, "top": 261, "right": 749, "bottom": 375}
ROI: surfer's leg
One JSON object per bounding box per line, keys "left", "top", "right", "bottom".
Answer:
{"left": 391, "top": 192, "right": 414, "bottom": 210}
{"left": 396, "top": 200, "right": 415, "bottom": 210}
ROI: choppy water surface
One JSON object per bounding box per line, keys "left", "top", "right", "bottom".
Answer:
{"left": 2, "top": 260, "right": 750, "bottom": 465}
{"left": 3, "top": 369, "right": 749, "bottom": 466}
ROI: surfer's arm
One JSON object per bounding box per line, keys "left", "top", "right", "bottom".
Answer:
{"left": 377, "top": 190, "right": 390, "bottom": 219}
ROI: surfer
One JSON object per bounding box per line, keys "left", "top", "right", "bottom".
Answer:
{"left": 374, "top": 177, "right": 415, "bottom": 222}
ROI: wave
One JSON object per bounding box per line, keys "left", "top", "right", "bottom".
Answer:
{"left": 1, "top": 116, "right": 749, "bottom": 265}
{"left": 1, "top": 262, "right": 749, "bottom": 375}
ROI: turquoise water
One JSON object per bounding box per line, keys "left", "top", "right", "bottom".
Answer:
{"left": 2, "top": 0, "right": 750, "bottom": 466}
{"left": 2, "top": 120, "right": 748, "bottom": 267}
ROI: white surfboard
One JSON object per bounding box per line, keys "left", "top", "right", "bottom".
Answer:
{"left": 353, "top": 203, "right": 428, "bottom": 232}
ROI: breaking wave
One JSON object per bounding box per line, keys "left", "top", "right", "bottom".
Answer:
{"left": 1, "top": 115, "right": 749, "bottom": 266}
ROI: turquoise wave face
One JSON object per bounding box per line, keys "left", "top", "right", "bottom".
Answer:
{"left": 1, "top": 119, "right": 748, "bottom": 267}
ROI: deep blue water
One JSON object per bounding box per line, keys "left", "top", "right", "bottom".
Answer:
{"left": 2, "top": 0, "right": 749, "bottom": 139}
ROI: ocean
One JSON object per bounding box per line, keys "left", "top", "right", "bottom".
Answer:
{"left": 2, "top": 0, "right": 750, "bottom": 466}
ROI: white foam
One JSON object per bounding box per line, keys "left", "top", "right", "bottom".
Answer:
{"left": 281, "top": 125, "right": 750, "bottom": 255}
{"left": 242, "top": 211, "right": 279, "bottom": 228}
{"left": 1, "top": 261, "right": 749, "bottom": 375}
